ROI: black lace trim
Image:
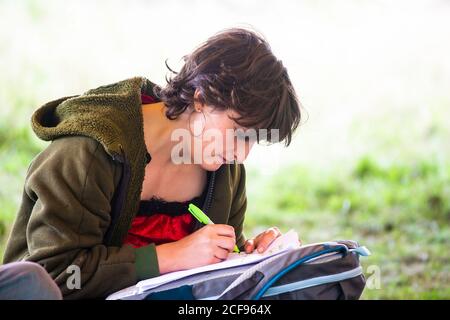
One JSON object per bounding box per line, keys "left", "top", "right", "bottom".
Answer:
{"left": 137, "top": 171, "right": 211, "bottom": 217}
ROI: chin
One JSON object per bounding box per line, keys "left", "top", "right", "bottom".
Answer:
{"left": 201, "top": 162, "right": 224, "bottom": 171}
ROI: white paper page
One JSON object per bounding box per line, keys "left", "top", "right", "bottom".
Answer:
{"left": 136, "top": 229, "right": 300, "bottom": 293}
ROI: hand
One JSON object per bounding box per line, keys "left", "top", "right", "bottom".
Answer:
{"left": 244, "top": 226, "right": 282, "bottom": 254}
{"left": 156, "top": 224, "right": 236, "bottom": 274}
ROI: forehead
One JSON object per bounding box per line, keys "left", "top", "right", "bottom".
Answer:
{"left": 206, "top": 106, "right": 239, "bottom": 123}
{"left": 205, "top": 105, "right": 253, "bottom": 130}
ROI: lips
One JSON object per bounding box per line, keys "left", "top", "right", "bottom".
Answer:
{"left": 214, "top": 154, "right": 232, "bottom": 163}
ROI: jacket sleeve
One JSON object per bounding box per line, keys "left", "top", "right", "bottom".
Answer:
{"left": 228, "top": 164, "right": 248, "bottom": 251}
{"left": 22, "top": 136, "right": 159, "bottom": 299}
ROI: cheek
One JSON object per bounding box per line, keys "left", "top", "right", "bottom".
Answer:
{"left": 204, "top": 117, "right": 235, "bottom": 153}
{"left": 201, "top": 131, "right": 228, "bottom": 157}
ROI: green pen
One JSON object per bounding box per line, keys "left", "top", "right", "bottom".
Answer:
{"left": 188, "top": 203, "right": 240, "bottom": 253}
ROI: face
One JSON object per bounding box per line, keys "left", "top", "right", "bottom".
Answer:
{"left": 187, "top": 100, "right": 256, "bottom": 171}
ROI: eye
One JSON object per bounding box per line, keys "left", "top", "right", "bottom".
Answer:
{"left": 239, "top": 135, "right": 251, "bottom": 142}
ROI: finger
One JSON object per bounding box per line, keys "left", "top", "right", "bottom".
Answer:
{"left": 211, "top": 256, "right": 223, "bottom": 264}
{"left": 244, "top": 239, "right": 255, "bottom": 253}
{"left": 214, "top": 247, "right": 231, "bottom": 261}
{"left": 245, "top": 239, "right": 255, "bottom": 253}
{"left": 216, "top": 236, "right": 236, "bottom": 253}
{"left": 214, "top": 224, "right": 236, "bottom": 239}
{"left": 253, "top": 226, "right": 280, "bottom": 243}
{"left": 257, "top": 228, "right": 281, "bottom": 253}
{"left": 252, "top": 227, "right": 281, "bottom": 252}
{"left": 267, "top": 226, "right": 282, "bottom": 238}
{"left": 256, "top": 235, "right": 274, "bottom": 253}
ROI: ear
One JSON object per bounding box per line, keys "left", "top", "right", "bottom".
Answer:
{"left": 193, "top": 89, "right": 203, "bottom": 112}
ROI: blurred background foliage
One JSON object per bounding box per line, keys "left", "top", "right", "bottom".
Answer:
{"left": 0, "top": 0, "right": 449, "bottom": 299}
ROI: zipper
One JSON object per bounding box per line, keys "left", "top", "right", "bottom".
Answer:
{"left": 191, "top": 170, "right": 216, "bottom": 232}
{"left": 203, "top": 170, "right": 216, "bottom": 214}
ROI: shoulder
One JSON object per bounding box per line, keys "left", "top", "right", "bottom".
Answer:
{"left": 31, "top": 136, "right": 108, "bottom": 167}
{"left": 215, "top": 163, "right": 246, "bottom": 192}
{"left": 24, "top": 136, "right": 123, "bottom": 203}
{"left": 51, "top": 135, "right": 101, "bottom": 154}
{"left": 229, "top": 163, "right": 246, "bottom": 183}
{"left": 27, "top": 136, "right": 121, "bottom": 185}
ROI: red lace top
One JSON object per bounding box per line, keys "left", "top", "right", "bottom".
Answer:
{"left": 122, "top": 93, "right": 207, "bottom": 248}
{"left": 123, "top": 194, "right": 206, "bottom": 248}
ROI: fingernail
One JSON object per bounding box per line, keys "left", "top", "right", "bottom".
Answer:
{"left": 258, "top": 247, "right": 264, "bottom": 253}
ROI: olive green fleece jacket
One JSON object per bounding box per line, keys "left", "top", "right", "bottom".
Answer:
{"left": 2, "top": 76, "right": 248, "bottom": 299}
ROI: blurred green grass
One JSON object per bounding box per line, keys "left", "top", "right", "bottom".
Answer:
{"left": 244, "top": 156, "right": 450, "bottom": 299}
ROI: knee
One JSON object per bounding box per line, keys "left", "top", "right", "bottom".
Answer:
{"left": 3, "top": 261, "right": 62, "bottom": 300}
{"left": 22, "top": 262, "right": 62, "bottom": 300}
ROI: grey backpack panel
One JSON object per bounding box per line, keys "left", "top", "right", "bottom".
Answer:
{"left": 215, "top": 240, "right": 368, "bottom": 300}
{"left": 137, "top": 240, "right": 370, "bottom": 300}
{"left": 259, "top": 254, "right": 366, "bottom": 300}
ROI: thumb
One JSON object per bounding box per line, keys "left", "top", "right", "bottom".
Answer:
{"left": 244, "top": 239, "right": 255, "bottom": 253}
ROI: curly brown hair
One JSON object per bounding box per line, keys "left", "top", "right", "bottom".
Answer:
{"left": 153, "top": 27, "right": 302, "bottom": 146}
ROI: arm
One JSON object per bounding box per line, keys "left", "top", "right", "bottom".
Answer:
{"left": 22, "top": 136, "right": 159, "bottom": 299}
{"left": 228, "top": 163, "right": 248, "bottom": 251}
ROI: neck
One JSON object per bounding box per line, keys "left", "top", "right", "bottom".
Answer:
{"left": 142, "top": 102, "right": 190, "bottom": 165}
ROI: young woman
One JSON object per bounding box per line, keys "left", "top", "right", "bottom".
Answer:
{"left": 3, "top": 28, "right": 301, "bottom": 299}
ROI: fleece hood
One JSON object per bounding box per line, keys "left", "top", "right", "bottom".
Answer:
{"left": 31, "top": 76, "right": 160, "bottom": 161}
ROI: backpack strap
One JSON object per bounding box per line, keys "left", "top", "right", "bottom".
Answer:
{"left": 252, "top": 245, "right": 349, "bottom": 300}
{"left": 349, "top": 246, "right": 371, "bottom": 256}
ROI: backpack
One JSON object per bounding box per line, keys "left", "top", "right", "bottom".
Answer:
{"left": 109, "top": 240, "right": 370, "bottom": 300}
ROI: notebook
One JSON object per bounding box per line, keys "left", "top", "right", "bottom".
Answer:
{"left": 107, "top": 229, "right": 300, "bottom": 300}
